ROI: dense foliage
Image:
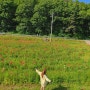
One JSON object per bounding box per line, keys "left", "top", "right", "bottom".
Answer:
{"left": 0, "top": 0, "right": 90, "bottom": 39}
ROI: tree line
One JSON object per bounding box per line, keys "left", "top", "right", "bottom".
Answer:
{"left": 0, "top": 0, "right": 90, "bottom": 39}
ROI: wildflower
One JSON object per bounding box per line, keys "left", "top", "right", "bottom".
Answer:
{"left": 1, "top": 67, "right": 5, "bottom": 72}
{"left": 20, "top": 60, "right": 25, "bottom": 65}
{"left": 9, "top": 61, "right": 13, "bottom": 65}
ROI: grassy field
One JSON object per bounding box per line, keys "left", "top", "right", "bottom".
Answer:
{"left": 0, "top": 35, "right": 90, "bottom": 90}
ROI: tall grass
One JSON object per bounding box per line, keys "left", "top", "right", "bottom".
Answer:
{"left": 0, "top": 35, "right": 90, "bottom": 89}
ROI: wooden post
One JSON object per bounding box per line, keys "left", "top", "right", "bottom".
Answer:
{"left": 50, "top": 12, "right": 54, "bottom": 42}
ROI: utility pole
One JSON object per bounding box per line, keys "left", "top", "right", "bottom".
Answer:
{"left": 50, "top": 12, "right": 54, "bottom": 42}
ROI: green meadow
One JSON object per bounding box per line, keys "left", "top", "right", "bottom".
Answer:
{"left": 0, "top": 35, "right": 90, "bottom": 90}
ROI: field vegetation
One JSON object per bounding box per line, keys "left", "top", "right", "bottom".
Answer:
{"left": 0, "top": 35, "right": 90, "bottom": 90}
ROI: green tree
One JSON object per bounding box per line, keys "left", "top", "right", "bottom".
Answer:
{"left": 31, "top": 0, "right": 54, "bottom": 35}
{"left": 65, "top": 0, "right": 80, "bottom": 37}
{"left": 0, "top": 0, "right": 17, "bottom": 32}
{"left": 79, "top": 2, "right": 90, "bottom": 38}
{"left": 0, "top": 0, "right": 90, "bottom": 39}
{"left": 53, "top": 0, "right": 70, "bottom": 36}
{"left": 16, "top": 0, "right": 37, "bottom": 34}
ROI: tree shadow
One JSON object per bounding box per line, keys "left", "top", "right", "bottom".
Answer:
{"left": 52, "top": 84, "right": 68, "bottom": 90}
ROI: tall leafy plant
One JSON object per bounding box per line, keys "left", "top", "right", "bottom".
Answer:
{"left": 0, "top": 0, "right": 17, "bottom": 32}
